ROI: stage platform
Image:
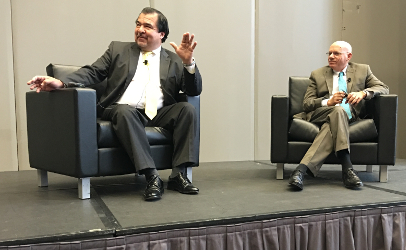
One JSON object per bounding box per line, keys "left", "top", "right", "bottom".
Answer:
{"left": 1, "top": 160, "right": 406, "bottom": 246}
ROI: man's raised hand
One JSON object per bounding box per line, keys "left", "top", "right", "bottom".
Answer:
{"left": 169, "top": 32, "right": 197, "bottom": 65}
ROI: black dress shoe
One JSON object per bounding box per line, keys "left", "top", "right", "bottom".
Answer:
{"left": 288, "top": 170, "right": 304, "bottom": 190}
{"left": 167, "top": 172, "right": 199, "bottom": 194}
{"left": 342, "top": 168, "right": 363, "bottom": 188}
{"left": 144, "top": 175, "right": 164, "bottom": 201}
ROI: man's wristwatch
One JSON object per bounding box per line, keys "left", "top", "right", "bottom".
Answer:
{"left": 183, "top": 59, "right": 195, "bottom": 67}
{"left": 362, "top": 90, "right": 368, "bottom": 98}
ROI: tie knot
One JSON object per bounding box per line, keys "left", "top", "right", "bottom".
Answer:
{"left": 143, "top": 52, "right": 152, "bottom": 60}
{"left": 339, "top": 72, "right": 344, "bottom": 77}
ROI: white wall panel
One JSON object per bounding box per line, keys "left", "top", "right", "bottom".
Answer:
{"left": 0, "top": 1, "right": 18, "bottom": 172}
{"left": 12, "top": 0, "right": 149, "bottom": 170}
{"left": 154, "top": 0, "right": 256, "bottom": 162}
{"left": 8, "top": 0, "right": 406, "bottom": 172}
{"left": 256, "top": 0, "right": 342, "bottom": 160}
{"left": 342, "top": 0, "right": 404, "bottom": 158}
{"left": 399, "top": 1, "right": 406, "bottom": 159}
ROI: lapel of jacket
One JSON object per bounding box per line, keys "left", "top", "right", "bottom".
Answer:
{"left": 325, "top": 67, "right": 334, "bottom": 94}
{"left": 159, "top": 47, "right": 170, "bottom": 87}
{"left": 345, "top": 62, "right": 354, "bottom": 91}
{"left": 125, "top": 43, "right": 141, "bottom": 88}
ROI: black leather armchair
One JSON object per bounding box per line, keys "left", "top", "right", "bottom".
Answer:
{"left": 26, "top": 64, "right": 200, "bottom": 199}
{"left": 271, "top": 76, "right": 397, "bottom": 182}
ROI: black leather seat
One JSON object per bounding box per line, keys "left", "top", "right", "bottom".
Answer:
{"left": 26, "top": 64, "right": 200, "bottom": 199}
{"left": 271, "top": 76, "right": 397, "bottom": 181}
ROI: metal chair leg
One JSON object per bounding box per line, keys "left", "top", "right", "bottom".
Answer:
{"left": 37, "top": 169, "right": 48, "bottom": 187}
{"left": 276, "top": 163, "right": 284, "bottom": 180}
{"left": 186, "top": 167, "right": 193, "bottom": 182}
{"left": 78, "top": 178, "right": 90, "bottom": 199}
{"left": 379, "top": 165, "right": 388, "bottom": 182}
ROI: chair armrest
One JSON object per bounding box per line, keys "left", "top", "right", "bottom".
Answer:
{"left": 26, "top": 88, "right": 98, "bottom": 177}
{"left": 368, "top": 94, "right": 398, "bottom": 164}
{"left": 271, "top": 95, "right": 290, "bottom": 162}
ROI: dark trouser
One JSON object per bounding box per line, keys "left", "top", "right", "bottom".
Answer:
{"left": 300, "top": 106, "right": 353, "bottom": 176}
{"left": 101, "top": 102, "right": 198, "bottom": 172}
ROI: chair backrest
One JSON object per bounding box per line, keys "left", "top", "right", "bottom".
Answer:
{"left": 289, "top": 76, "right": 310, "bottom": 117}
{"left": 46, "top": 63, "right": 107, "bottom": 101}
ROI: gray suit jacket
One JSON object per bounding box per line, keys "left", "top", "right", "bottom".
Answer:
{"left": 59, "top": 41, "right": 202, "bottom": 112}
{"left": 299, "top": 62, "right": 389, "bottom": 120}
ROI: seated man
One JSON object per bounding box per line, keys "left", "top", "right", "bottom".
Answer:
{"left": 289, "top": 41, "right": 389, "bottom": 190}
{"left": 27, "top": 7, "right": 202, "bottom": 201}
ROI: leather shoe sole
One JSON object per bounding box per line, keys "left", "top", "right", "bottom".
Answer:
{"left": 343, "top": 169, "right": 363, "bottom": 189}
{"left": 167, "top": 182, "right": 199, "bottom": 194}
{"left": 144, "top": 192, "right": 163, "bottom": 201}
{"left": 167, "top": 173, "right": 199, "bottom": 194}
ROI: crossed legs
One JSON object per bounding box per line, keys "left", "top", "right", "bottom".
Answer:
{"left": 289, "top": 106, "right": 363, "bottom": 190}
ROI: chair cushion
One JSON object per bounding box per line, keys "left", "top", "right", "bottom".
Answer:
{"left": 289, "top": 118, "right": 378, "bottom": 143}
{"left": 97, "top": 119, "right": 173, "bottom": 148}
{"left": 349, "top": 119, "right": 378, "bottom": 143}
{"left": 289, "top": 119, "right": 320, "bottom": 142}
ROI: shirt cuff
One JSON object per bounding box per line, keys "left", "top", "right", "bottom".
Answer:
{"left": 322, "top": 99, "right": 329, "bottom": 106}
{"left": 184, "top": 64, "right": 196, "bottom": 74}
{"left": 183, "top": 58, "right": 196, "bottom": 74}
{"left": 364, "top": 90, "right": 373, "bottom": 100}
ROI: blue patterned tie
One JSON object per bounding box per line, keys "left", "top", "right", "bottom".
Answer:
{"left": 338, "top": 72, "right": 352, "bottom": 119}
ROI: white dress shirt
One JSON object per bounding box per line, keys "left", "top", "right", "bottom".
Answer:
{"left": 117, "top": 46, "right": 196, "bottom": 110}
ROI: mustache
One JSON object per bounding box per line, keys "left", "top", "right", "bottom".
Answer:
{"left": 136, "top": 33, "right": 147, "bottom": 39}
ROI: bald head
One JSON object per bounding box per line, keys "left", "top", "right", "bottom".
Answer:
{"left": 331, "top": 41, "right": 352, "bottom": 53}
{"left": 328, "top": 41, "right": 353, "bottom": 72}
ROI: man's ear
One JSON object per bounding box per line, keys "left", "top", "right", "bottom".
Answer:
{"left": 347, "top": 52, "right": 353, "bottom": 61}
{"left": 160, "top": 32, "right": 165, "bottom": 39}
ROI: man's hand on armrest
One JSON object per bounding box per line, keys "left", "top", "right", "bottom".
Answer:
{"left": 346, "top": 91, "right": 366, "bottom": 105}
{"left": 27, "top": 76, "right": 64, "bottom": 93}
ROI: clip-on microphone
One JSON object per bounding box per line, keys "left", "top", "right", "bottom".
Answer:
{"left": 144, "top": 60, "right": 148, "bottom": 65}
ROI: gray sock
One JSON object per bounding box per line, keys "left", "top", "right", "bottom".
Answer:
{"left": 140, "top": 168, "right": 159, "bottom": 181}
{"left": 170, "top": 165, "right": 185, "bottom": 178}
{"left": 295, "top": 164, "right": 308, "bottom": 174}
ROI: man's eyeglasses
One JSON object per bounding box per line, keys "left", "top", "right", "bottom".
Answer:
{"left": 326, "top": 51, "right": 349, "bottom": 57}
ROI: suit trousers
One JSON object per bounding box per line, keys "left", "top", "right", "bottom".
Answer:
{"left": 102, "top": 102, "right": 198, "bottom": 172}
{"left": 300, "top": 106, "right": 351, "bottom": 176}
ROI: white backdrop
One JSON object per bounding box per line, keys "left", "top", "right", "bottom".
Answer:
{"left": 1, "top": 0, "right": 405, "bottom": 172}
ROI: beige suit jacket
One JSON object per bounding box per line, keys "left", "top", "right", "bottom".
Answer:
{"left": 298, "top": 62, "right": 389, "bottom": 120}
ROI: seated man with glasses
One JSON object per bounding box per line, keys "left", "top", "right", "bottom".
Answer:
{"left": 288, "top": 41, "right": 389, "bottom": 190}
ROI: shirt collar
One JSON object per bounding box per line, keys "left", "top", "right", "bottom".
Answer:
{"left": 153, "top": 46, "right": 161, "bottom": 56}
{"left": 142, "top": 46, "right": 161, "bottom": 57}
{"left": 333, "top": 65, "right": 348, "bottom": 75}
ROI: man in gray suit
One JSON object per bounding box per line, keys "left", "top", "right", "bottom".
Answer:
{"left": 27, "top": 7, "right": 202, "bottom": 201}
{"left": 289, "top": 41, "right": 389, "bottom": 190}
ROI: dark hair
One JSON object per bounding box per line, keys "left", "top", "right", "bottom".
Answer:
{"left": 140, "top": 7, "right": 169, "bottom": 43}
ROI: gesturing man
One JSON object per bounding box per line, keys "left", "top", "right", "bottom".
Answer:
{"left": 289, "top": 41, "right": 389, "bottom": 190}
{"left": 27, "top": 7, "right": 202, "bottom": 201}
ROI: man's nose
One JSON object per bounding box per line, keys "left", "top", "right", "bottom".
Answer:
{"left": 138, "top": 26, "right": 145, "bottom": 33}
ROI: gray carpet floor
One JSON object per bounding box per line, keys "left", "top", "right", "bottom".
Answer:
{"left": 1, "top": 160, "right": 406, "bottom": 244}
